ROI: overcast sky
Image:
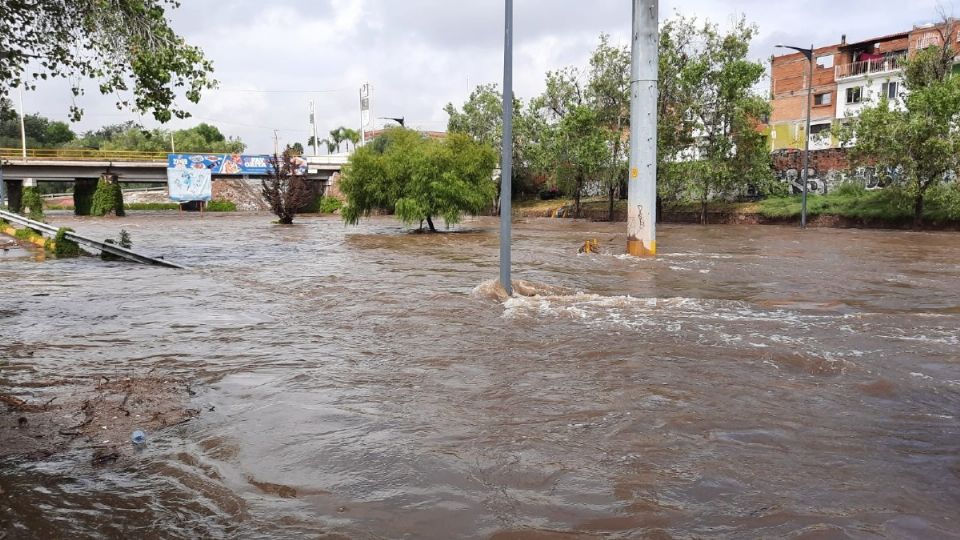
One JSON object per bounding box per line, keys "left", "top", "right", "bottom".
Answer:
{"left": 14, "top": 0, "right": 953, "bottom": 153}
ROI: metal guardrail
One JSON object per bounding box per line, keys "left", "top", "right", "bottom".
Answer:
{"left": 40, "top": 187, "right": 167, "bottom": 199}
{"left": 0, "top": 148, "right": 169, "bottom": 162}
{"left": 0, "top": 209, "right": 188, "bottom": 269}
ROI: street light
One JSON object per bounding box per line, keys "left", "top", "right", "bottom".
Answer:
{"left": 378, "top": 116, "right": 405, "bottom": 128}
{"left": 775, "top": 44, "right": 814, "bottom": 229}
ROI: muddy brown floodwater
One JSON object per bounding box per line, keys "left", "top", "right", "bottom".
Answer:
{"left": 1, "top": 213, "right": 959, "bottom": 539}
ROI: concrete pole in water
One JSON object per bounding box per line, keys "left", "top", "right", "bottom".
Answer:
{"left": 627, "top": 0, "right": 658, "bottom": 257}
{"left": 500, "top": 0, "right": 513, "bottom": 295}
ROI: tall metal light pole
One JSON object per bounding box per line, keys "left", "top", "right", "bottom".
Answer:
{"left": 776, "top": 44, "right": 814, "bottom": 229}
{"left": 627, "top": 0, "right": 658, "bottom": 256}
{"left": 18, "top": 86, "right": 27, "bottom": 160}
{"left": 500, "top": 0, "right": 513, "bottom": 295}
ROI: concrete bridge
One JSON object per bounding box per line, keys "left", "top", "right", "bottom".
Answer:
{"left": 0, "top": 148, "right": 347, "bottom": 210}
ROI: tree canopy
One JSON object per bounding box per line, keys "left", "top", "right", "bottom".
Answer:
{"left": 1, "top": 0, "right": 214, "bottom": 122}
{"left": 443, "top": 17, "right": 776, "bottom": 222}
{"left": 842, "top": 20, "right": 960, "bottom": 227}
{"left": 340, "top": 128, "right": 497, "bottom": 232}
{"left": 0, "top": 99, "right": 76, "bottom": 148}
{"left": 69, "top": 121, "right": 245, "bottom": 153}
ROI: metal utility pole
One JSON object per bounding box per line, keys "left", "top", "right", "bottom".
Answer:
{"left": 18, "top": 87, "right": 27, "bottom": 160}
{"left": 499, "top": 0, "right": 514, "bottom": 295}
{"left": 627, "top": 0, "right": 658, "bottom": 256}
{"left": 170, "top": 132, "right": 176, "bottom": 153}
{"left": 776, "top": 44, "right": 815, "bottom": 229}
{"left": 273, "top": 129, "right": 280, "bottom": 156}
{"left": 309, "top": 100, "right": 319, "bottom": 156}
{"left": 359, "top": 83, "right": 371, "bottom": 148}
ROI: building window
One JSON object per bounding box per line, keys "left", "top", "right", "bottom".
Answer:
{"left": 814, "top": 92, "right": 832, "bottom": 106}
{"left": 810, "top": 123, "right": 832, "bottom": 135}
{"left": 816, "top": 55, "right": 835, "bottom": 69}
{"left": 881, "top": 81, "right": 900, "bottom": 100}
{"left": 846, "top": 87, "right": 863, "bottom": 104}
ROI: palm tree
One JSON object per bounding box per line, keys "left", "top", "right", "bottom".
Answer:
{"left": 341, "top": 128, "right": 361, "bottom": 152}
{"left": 320, "top": 138, "right": 337, "bottom": 155}
{"left": 329, "top": 128, "right": 345, "bottom": 153}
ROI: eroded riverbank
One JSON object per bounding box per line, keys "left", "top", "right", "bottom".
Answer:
{"left": 2, "top": 214, "right": 959, "bottom": 539}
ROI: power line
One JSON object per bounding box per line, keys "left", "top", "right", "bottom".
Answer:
{"left": 211, "top": 87, "right": 353, "bottom": 95}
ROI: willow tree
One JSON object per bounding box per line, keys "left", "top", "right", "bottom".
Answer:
{"left": 340, "top": 128, "right": 496, "bottom": 232}
{"left": 1, "top": 0, "right": 215, "bottom": 122}
{"left": 843, "top": 20, "right": 960, "bottom": 227}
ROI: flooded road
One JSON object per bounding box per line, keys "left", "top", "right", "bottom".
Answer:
{"left": 1, "top": 214, "right": 959, "bottom": 539}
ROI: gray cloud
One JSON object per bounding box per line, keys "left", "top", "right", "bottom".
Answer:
{"left": 11, "top": 0, "right": 951, "bottom": 153}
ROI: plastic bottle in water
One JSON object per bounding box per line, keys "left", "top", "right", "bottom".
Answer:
{"left": 131, "top": 430, "right": 147, "bottom": 446}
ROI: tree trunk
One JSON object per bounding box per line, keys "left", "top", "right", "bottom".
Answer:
{"left": 700, "top": 199, "right": 708, "bottom": 225}
{"left": 426, "top": 216, "right": 437, "bottom": 232}
{"left": 914, "top": 192, "right": 925, "bottom": 229}
{"left": 575, "top": 178, "right": 583, "bottom": 219}
{"left": 607, "top": 184, "right": 615, "bottom": 222}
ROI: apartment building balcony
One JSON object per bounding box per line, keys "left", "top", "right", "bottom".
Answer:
{"left": 835, "top": 53, "right": 907, "bottom": 80}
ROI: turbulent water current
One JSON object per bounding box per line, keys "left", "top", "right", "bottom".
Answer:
{"left": 1, "top": 214, "right": 959, "bottom": 539}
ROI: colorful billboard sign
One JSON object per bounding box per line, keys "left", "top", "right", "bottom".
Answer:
{"left": 167, "top": 168, "right": 212, "bottom": 202}
{"left": 167, "top": 154, "right": 308, "bottom": 175}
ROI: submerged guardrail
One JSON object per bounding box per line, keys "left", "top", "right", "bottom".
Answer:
{"left": 0, "top": 210, "right": 188, "bottom": 269}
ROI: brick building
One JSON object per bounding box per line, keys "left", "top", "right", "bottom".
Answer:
{"left": 769, "top": 22, "right": 954, "bottom": 152}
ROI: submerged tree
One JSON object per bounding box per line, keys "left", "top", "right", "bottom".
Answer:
{"left": 842, "top": 19, "right": 960, "bottom": 227}
{"left": 261, "top": 150, "right": 313, "bottom": 225}
{"left": 340, "top": 128, "right": 497, "bottom": 232}
{"left": 1, "top": 0, "right": 216, "bottom": 122}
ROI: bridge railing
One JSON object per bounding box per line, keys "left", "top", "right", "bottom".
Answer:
{"left": 0, "top": 147, "right": 169, "bottom": 162}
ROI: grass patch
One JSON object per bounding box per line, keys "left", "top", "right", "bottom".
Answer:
{"left": 759, "top": 184, "right": 912, "bottom": 222}
{"left": 14, "top": 227, "right": 43, "bottom": 242}
{"left": 124, "top": 202, "right": 180, "bottom": 211}
{"left": 206, "top": 200, "right": 237, "bottom": 212}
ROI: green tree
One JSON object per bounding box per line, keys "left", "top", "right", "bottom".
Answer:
{"left": 340, "top": 128, "right": 497, "bottom": 232}
{"left": 71, "top": 122, "right": 244, "bottom": 153}
{"left": 656, "top": 17, "right": 700, "bottom": 212}
{"left": 1, "top": 0, "right": 215, "bottom": 122}
{"left": 683, "top": 17, "right": 772, "bottom": 223}
{"left": 445, "top": 84, "right": 503, "bottom": 151}
{"left": 341, "top": 128, "right": 361, "bottom": 151}
{"left": 328, "top": 127, "right": 347, "bottom": 153}
{"left": 552, "top": 106, "right": 610, "bottom": 218}
{"left": 288, "top": 142, "right": 304, "bottom": 156}
{"left": 444, "top": 83, "right": 531, "bottom": 209}
{"left": 586, "top": 34, "right": 631, "bottom": 221}
{"left": 0, "top": 102, "right": 77, "bottom": 148}
{"left": 842, "top": 20, "right": 960, "bottom": 227}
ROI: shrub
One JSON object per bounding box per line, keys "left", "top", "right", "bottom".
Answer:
{"left": 91, "top": 178, "right": 125, "bottom": 216}
{"left": 206, "top": 200, "right": 237, "bottom": 212}
{"left": 101, "top": 229, "right": 132, "bottom": 261}
{"left": 319, "top": 197, "right": 342, "bottom": 214}
{"left": 53, "top": 227, "right": 81, "bottom": 257}
{"left": 21, "top": 187, "right": 44, "bottom": 221}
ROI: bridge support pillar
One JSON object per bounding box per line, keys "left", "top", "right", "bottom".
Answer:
{"left": 4, "top": 180, "right": 23, "bottom": 214}
{"left": 74, "top": 178, "right": 98, "bottom": 216}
